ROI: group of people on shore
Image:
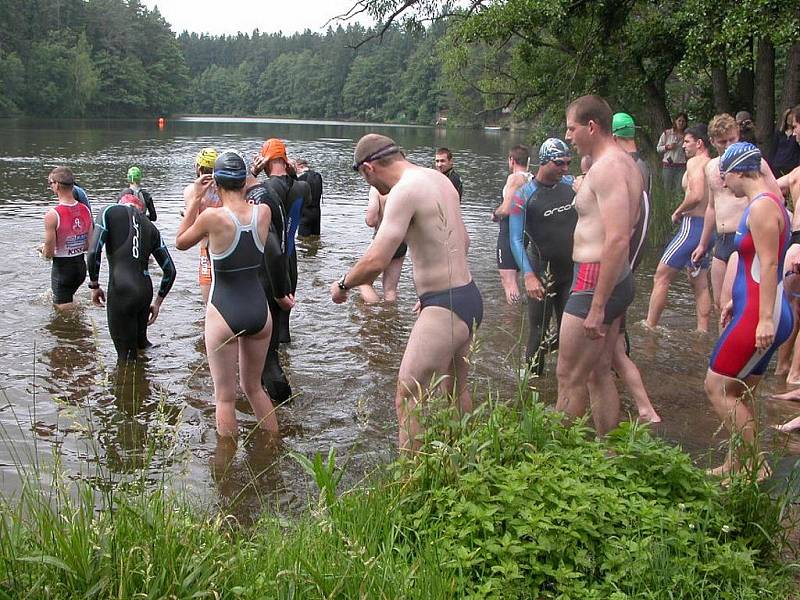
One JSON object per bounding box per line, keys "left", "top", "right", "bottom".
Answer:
{"left": 39, "top": 96, "right": 800, "bottom": 478}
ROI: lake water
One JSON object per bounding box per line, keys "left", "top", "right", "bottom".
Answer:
{"left": 0, "top": 117, "right": 797, "bottom": 517}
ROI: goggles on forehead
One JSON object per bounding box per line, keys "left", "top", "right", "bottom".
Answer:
{"left": 352, "top": 144, "right": 400, "bottom": 171}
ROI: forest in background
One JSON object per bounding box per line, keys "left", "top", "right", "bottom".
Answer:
{"left": 1, "top": 0, "right": 799, "bottom": 152}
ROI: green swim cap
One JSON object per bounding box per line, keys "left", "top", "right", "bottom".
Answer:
{"left": 127, "top": 166, "right": 142, "bottom": 182}
{"left": 612, "top": 113, "right": 636, "bottom": 138}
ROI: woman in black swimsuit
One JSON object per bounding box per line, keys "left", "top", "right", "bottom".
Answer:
{"left": 176, "top": 151, "right": 278, "bottom": 437}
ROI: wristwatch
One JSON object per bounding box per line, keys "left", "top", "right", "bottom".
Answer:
{"left": 337, "top": 273, "right": 350, "bottom": 291}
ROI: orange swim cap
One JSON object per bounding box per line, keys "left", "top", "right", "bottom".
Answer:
{"left": 260, "top": 138, "right": 288, "bottom": 162}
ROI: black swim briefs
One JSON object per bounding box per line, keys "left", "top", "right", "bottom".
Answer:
{"left": 418, "top": 280, "right": 483, "bottom": 335}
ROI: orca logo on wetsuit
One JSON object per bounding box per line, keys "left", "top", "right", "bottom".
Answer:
{"left": 543, "top": 203, "right": 574, "bottom": 217}
{"left": 131, "top": 213, "right": 140, "bottom": 259}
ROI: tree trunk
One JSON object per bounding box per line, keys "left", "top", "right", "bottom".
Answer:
{"left": 754, "top": 37, "right": 775, "bottom": 153}
{"left": 711, "top": 66, "right": 731, "bottom": 114}
{"left": 780, "top": 41, "right": 800, "bottom": 112}
{"left": 734, "top": 37, "right": 754, "bottom": 112}
{"left": 637, "top": 78, "right": 671, "bottom": 161}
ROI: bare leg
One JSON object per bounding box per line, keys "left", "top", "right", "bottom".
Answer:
{"left": 709, "top": 257, "right": 727, "bottom": 312}
{"left": 586, "top": 316, "right": 623, "bottom": 435}
{"left": 238, "top": 316, "right": 278, "bottom": 432}
{"left": 645, "top": 262, "right": 679, "bottom": 328}
{"left": 54, "top": 301, "right": 78, "bottom": 310}
{"left": 612, "top": 335, "right": 660, "bottom": 423}
{"left": 395, "top": 306, "right": 470, "bottom": 451}
{"left": 704, "top": 370, "right": 762, "bottom": 476}
{"left": 498, "top": 269, "right": 520, "bottom": 305}
{"left": 556, "top": 312, "right": 607, "bottom": 421}
{"left": 200, "top": 284, "right": 210, "bottom": 307}
{"left": 687, "top": 268, "right": 712, "bottom": 332}
{"left": 775, "top": 316, "right": 798, "bottom": 377}
{"left": 205, "top": 304, "right": 241, "bottom": 437}
{"left": 382, "top": 256, "right": 404, "bottom": 303}
{"left": 358, "top": 284, "right": 381, "bottom": 304}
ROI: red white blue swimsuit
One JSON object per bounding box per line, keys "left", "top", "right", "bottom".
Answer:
{"left": 709, "top": 192, "right": 793, "bottom": 378}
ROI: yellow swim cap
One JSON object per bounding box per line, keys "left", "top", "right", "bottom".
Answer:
{"left": 195, "top": 147, "right": 218, "bottom": 169}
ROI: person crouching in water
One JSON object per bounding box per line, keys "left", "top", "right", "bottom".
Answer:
{"left": 177, "top": 151, "right": 279, "bottom": 437}
{"left": 705, "top": 142, "right": 793, "bottom": 479}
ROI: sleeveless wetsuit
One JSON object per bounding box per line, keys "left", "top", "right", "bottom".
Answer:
{"left": 709, "top": 192, "right": 794, "bottom": 378}
{"left": 51, "top": 202, "right": 92, "bottom": 304}
{"left": 210, "top": 206, "right": 268, "bottom": 337}
{"left": 88, "top": 204, "right": 175, "bottom": 360}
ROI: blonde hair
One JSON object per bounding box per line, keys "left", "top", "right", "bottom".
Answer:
{"left": 708, "top": 113, "right": 738, "bottom": 141}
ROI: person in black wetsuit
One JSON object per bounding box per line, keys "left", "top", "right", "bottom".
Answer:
{"left": 87, "top": 194, "right": 176, "bottom": 361}
{"left": 252, "top": 138, "right": 311, "bottom": 345}
{"left": 118, "top": 166, "right": 157, "bottom": 221}
{"left": 508, "top": 139, "right": 576, "bottom": 373}
{"left": 295, "top": 158, "right": 323, "bottom": 237}
{"left": 434, "top": 147, "right": 463, "bottom": 201}
{"left": 176, "top": 151, "right": 279, "bottom": 437}
{"left": 244, "top": 167, "right": 295, "bottom": 403}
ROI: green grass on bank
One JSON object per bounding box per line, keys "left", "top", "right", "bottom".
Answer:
{"left": 0, "top": 392, "right": 797, "bottom": 599}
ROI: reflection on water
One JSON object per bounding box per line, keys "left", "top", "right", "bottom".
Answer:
{"left": 0, "top": 116, "right": 798, "bottom": 518}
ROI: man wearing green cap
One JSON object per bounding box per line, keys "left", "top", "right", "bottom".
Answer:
{"left": 119, "top": 166, "right": 157, "bottom": 222}
{"left": 612, "top": 112, "right": 651, "bottom": 196}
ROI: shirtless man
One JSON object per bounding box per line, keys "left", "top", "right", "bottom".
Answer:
{"left": 332, "top": 134, "right": 482, "bottom": 450}
{"left": 359, "top": 186, "right": 406, "bottom": 303}
{"left": 691, "top": 114, "right": 781, "bottom": 311}
{"left": 645, "top": 124, "right": 713, "bottom": 331}
{"left": 493, "top": 145, "right": 532, "bottom": 304}
{"left": 554, "top": 95, "right": 642, "bottom": 435}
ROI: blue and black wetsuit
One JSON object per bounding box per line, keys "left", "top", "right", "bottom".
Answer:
{"left": 119, "top": 187, "right": 157, "bottom": 221}
{"left": 72, "top": 185, "right": 92, "bottom": 217}
{"left": 88, "top": 204, "right": 176, "bottom": 361}
{"left": 509, "top": 176, "right": 576, "bottom": 372}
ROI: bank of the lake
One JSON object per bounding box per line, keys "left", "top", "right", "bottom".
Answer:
{"left": 2, "top": 394, "right": 797, "bottom": 599}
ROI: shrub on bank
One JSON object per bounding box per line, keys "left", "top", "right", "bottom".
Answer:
{"left": 0, "top": 395, "right": 795, "bottom": 599}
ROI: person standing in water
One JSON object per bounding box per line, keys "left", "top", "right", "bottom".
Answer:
{"left": 704, "top": 142, "right": 793, "bottom": 479}
{"left": 119, "top": 166, "right": 157, "bottom": 221}
{"left": 184, "top": 148, "right": 220, "bottom": 306}
{"left": 87, "top": 194, "right": 176, "bottom": 361}
{"left": 40, "top": 166, "right": 93, "bottom": 310}
{"left": 333, "top": 134, "right": 481, "bottom": 451}
{"left": 359, "top": 186, "right": 406, "bottom": 303}
{"left": 176, "top": 151, "right": 279, "bottom": 437}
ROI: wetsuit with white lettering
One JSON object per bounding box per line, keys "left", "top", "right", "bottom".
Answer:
{"left": 88, "top": 204, "right": 176, "bottom": 361}
{"left": 509, "top": 176, "right": 576, "bottom": 369}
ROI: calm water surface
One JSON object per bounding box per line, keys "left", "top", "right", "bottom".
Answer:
{"left": 0, "top": 117, "right": 797, "bottom": 517}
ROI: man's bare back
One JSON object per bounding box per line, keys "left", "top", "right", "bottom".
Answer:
{"left": 682, "top": 153, "right": 711, "bottom": 217}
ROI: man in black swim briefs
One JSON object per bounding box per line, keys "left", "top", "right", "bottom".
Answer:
{"left": 87, "top": 194, "right": 176, "bottom": 361}
{"left": 332, "top": 134, "right": 481, "bottom": 451}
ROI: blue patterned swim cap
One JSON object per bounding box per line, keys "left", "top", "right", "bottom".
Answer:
{"left": 214, "top": 150, "right": 247, "bottom": 184}
{"left": 539, "top": 138, "right": 571, "bottom": 165}
{"left": 719, "top": 141, "right": 761, "bottom": 174}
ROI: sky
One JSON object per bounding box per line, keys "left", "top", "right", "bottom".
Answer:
{"left": 142, "top": 0, "right": 373, "bottom": 36}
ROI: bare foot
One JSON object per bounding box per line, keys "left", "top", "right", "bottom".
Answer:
{"left": 637, "top": 407, "right": 662, "bottom": 424}
{"left": 773, "top": 415, "right": 800, "bottom": 433}
{"left": 769, "top": 388, "right": 800, "bottom": 401}
{"left": 503, "top": 284, "right": 520, "bottom": 305}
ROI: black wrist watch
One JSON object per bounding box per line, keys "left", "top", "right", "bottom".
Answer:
{"left": 88, "top": 281, "right": 100, "bottom": 289}
{"left": 337, "top": 273, "right": 350, "bottom": 291}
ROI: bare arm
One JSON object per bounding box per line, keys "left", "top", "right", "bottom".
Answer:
{"left": 494, "top": 172, "right": 526, "bottom": 218}
{"left": 176, "top": 175, "right": 214, "bottom": 250}
{"left": 41, "top": 210, "right": 57, "bottom": 257}
{"left": 691, "top": 166, "right": 717, "bottom": 262}
{"left": 365, "top": 187, "right": 382, "bottom": 228}
{"left": 749, "top": 199, "right": 782, "bottom": 349}
{"left": 672, "top": 159, "right": 704, "bottom": 218}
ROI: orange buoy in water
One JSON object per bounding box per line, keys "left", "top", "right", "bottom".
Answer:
{"left": 157, "top": 117, "right": 166, "bottom": 128}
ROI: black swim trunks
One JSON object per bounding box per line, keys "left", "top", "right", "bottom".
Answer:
{"left": 563, "top": 263, "right": 635, "bottom": 325}
{"left": 51, "top": 255, "right": 87, "bottom": 304}
{"left": 393, "top": 242, "right": 408, "bottom": 261}
{"left": 418, "top": 280, "right": 483, "bottom": 335}
{"left": 713, "top": 232, "right": 736, "bottom": 262}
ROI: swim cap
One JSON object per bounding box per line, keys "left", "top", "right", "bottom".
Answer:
{"left": 213, "top": 150, "right": 247, "bottom": 185}
{"left": 260, "top": 138, "right": 288, "bottom": 162}
{"left": 611, "top": 113, "right": 636, "bottom": 138}
{"left": 195, "top": 147, "right": 218, "bottom": 169}
{"left": 719, "top": 141, "right": 761, "bottom": 174}
{"left": 538, "top": 138, "right": 571, "bottom": 165}
{"left": 119, "top": 192, "right": 145, "bottom": 212}
{"left": 126, "top": 166, "right": 142, "bottom": 182}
